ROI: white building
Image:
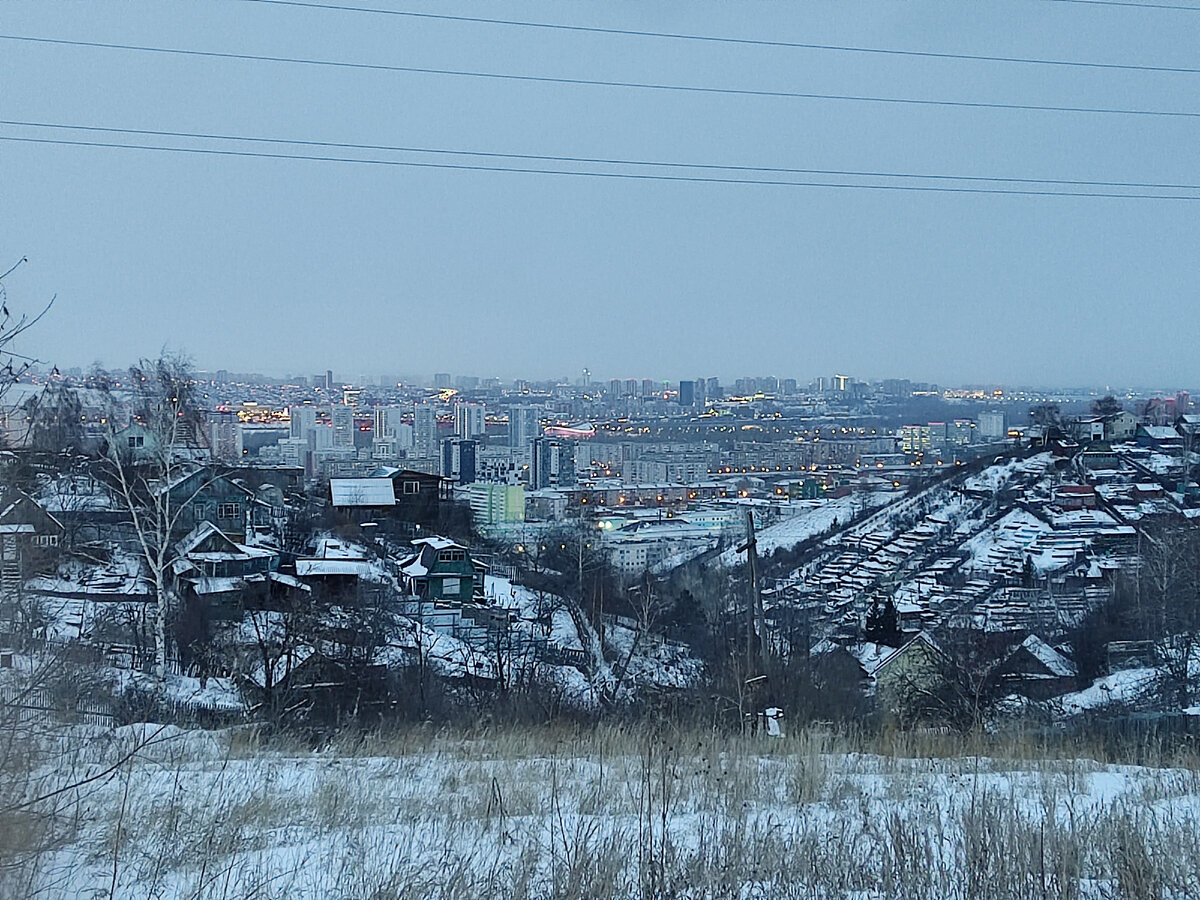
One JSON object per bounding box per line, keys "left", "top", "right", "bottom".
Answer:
{"left": 289, "top": 405, "right": 317, "bottom": 440}
{"left": 508, "top": 405, "right": 541, "bottom": 460}
{"left": 454, "top": 402, "right": 486, "bottom": 438}
{"left": 414, "top": 404, "right": 438, "bottom": 457}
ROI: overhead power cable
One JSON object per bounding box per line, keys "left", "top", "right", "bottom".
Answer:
{"left": 5, "top": 35, "right": 1200, "bottom": 122}
{"left": 1037, "top": 0, "right": 1200, "bottom": 10}
{"left": 2, "top": 132, "right": 1198, "bottom": 200}
{"left": 4, "top": 119, "right": 1198, "bottom": 192}
{"left": 231, "top": 0, "right": 1200, "bottom": 75}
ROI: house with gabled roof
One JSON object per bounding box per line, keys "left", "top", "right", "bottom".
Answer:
{"left": 398, "top": 536, "right": 487, "bottom": 603}
{"left": 171, "top": 521, "right": 279, "bottom": 618}
{"left": 996, "top": 634, "right": 1078, "bottom": 700}
{"left": 155, "top": 466, "right": 256, "bottom": 540}
{"left": 811, "top": 632, "right": 950, "bottom": 722}
{"left": 0, "top": 487, "right": 65, "bottom": 616}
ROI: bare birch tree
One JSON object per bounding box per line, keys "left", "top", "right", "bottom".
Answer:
{"left": 96, "top": 355, "right": 210, "bottom": 683}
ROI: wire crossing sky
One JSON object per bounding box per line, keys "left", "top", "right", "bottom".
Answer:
{"left": 2, "top": 0, "right": 1198, "bottom": 386}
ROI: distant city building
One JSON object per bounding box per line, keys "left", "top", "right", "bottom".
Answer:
{"left": 433, "top": 373, "right": 452, "bottom": 389}
{"left": 208, "top": 414, "right": 243, "bottom": 462}
{"left": 466, "top": 482, "right": 525, "bottom": 526}
{"left": 678, "top": 380, "right": 695, "bottom": 407}
{"left": 414, "top": 404, "right": 438, "bottom": 457}
{"left": 508, "top": 405, "right": 541, "bottom": 459}
{"left": 476, "top": 447, "right": 522, "bottom": 484}
{"left": 373, "top": 405, "right": 402, "bottom": 440}
{"left": 531, "top": 437, "right": 575, "bottom": 489}
{"left": 978, "top": 411, "right": 1008, "bottom": 440}
{"left": 901, "top": 425, "right": 932, "bottom": 454}
{"left": 441, "top": 437, "right": 477, "bottom": 485}
{"left": 330, "top": 403, "right": 355, "bottom": 448}
{"left": 454, "top": 402, "right": 486, "bottom": 438}
{"left": 642, "top": 379, "right": 657, "bottom": 398}
{"left": 290, "top": 405, "right": 317, "bottom": 441}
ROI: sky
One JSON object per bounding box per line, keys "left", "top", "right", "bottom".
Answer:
{"left": 1, "top": 0, "right": 1198, "bottom": 387}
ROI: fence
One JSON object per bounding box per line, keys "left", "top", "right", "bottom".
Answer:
{"left": 0, "top": 685, "right": 115, "bottom": 728}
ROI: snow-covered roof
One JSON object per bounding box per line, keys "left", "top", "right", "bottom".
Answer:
{"left": 1140, "top": 426, "right": 1180, "bottom": 440}
{"left": 411, "top": 536, "right": 461, "bottom": 551}
{"left": 313, "top": 538, "right": 366, "bottom": 560}
{"left": 184, "top": 576, "right": 246, "bottom": 595}
{"left": 295, "top": 559, "right": 374, "bottom": 577}
{"left": 329, "top": 478, "right": 395, "bottom": 507}
{"left": 268, "top": 571, "right": 311, "bottom": 591}
{"left": 1015, "top": 635, "right": 1077, "bottom": 678}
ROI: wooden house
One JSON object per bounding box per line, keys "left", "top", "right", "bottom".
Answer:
{"left": 398, "top": 536, "right": 487, "bottom": 602}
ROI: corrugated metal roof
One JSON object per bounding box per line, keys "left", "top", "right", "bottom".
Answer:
{"left": 329, "top": 478, "right": 395, "bottom": 507}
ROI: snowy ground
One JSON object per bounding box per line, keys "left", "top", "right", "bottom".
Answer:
{"left": 718, "top": 491, "right": 895, "bottom": 566}
{"left": 10, "top": 724, "right": 1200, "bottom": 899}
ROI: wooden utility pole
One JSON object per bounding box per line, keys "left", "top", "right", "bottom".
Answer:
{"left": 738, "top": 509, "right": 766, "bottom": 677}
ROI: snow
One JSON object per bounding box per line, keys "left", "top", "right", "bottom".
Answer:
{"left": 1056, "top": 668, "right": 1160, "bottom": 716}
{"left": 20, "top": 727, "right": 1200, "bottom": 899}
{"left": 718, "top": 491, "right": 893, "bottom": 565}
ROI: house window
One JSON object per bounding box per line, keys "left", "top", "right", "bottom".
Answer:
{"left": 442, "top": 577, "right": 461, "bottom": 596}
{"left": 217, "top": 503, "right": 240, "bottom": 519}
{"left": 403, "top": 480, "right": 420, "bottom": 494}
{"left": 33, "top": 535, "right": 59, "bottom": 547}
{"left": 127, "top": 435, "right": 144, "bottom": 449}
{"left": 438, "top": 549, "right": 466, "bottom": 562}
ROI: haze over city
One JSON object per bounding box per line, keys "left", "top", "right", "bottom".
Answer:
{"left": 3, "top": 0, "right": 1199, "bottom": 384}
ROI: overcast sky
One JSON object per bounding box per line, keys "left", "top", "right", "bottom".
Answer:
{"left": 2, "top": 1, "right": 1198, "bottom": 387}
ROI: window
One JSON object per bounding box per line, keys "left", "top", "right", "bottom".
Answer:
{"left": 217, "top": 503, "right": 240, "bottom": 519}
{"left": 33, "top": 535, "right": 59, "bottom": 547}
{"left": 438, "top": 549, "right": 466, "bottom": 562}
{"left": 127, "top": 435, "right": 144, "bottom": 449}
{"left": 441, "top": 577, "right": 461, "bottom": 596}
{"left": 403, "top": 480, "right": 420, "bottom": 494}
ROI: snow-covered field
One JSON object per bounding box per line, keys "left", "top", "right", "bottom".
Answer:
{"left": 9, "top": 724, "right": 1200, "bottom": 899}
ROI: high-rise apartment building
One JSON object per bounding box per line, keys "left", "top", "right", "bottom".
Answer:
{"left": 414, "top": 404, "right": 438, "bottom": 457}
{"left": 330, "top": 404, "right": 355, "bottom": 448}
{"left": 454, "top": 402, "right": 486, "bottom": 438}
{"left": 290, "top": 405, "right": 318, "bottom": 441}
{"left": 531, "top": 438, "right": 576, "bottom": 489}
{"left": 441, "top": 437, "right": 477, "bottom": 485}
{"left": 508, "top": 405, "right": 541, "bottom": 460}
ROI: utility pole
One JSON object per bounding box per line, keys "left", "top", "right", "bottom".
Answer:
{"left": 738, "top": 508, "right": 766, "bottom": 677}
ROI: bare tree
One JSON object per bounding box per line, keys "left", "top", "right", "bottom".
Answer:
{"left": 96, "top": 355, "right": 210, "bottom": 683}
{"left": 0, "top": 258, "right": 54, "bottom": 445}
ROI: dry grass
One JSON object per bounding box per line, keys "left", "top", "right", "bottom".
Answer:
{"left": 7, "top": 721, "right": 1200, "bottom": 898}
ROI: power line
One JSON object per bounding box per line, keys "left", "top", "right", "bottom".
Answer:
{"left": 4, "top": 119, "right": 1198, "bottom": 192}
{"left": 6, "top": 35, "right": 1200, "bottom": 122}
{"left": 1038, "top": 0, "right": 1200, "bottom": 10}
{"left": 2, "top": 132, "right": 1198, "bottom": 200}
{"left": 231, "top": 0, "right": 1200, "bottom": 75}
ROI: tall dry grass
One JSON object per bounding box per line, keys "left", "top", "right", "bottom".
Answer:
{"left": 8, "top": 720, "right": 1200, "bottom": 898}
